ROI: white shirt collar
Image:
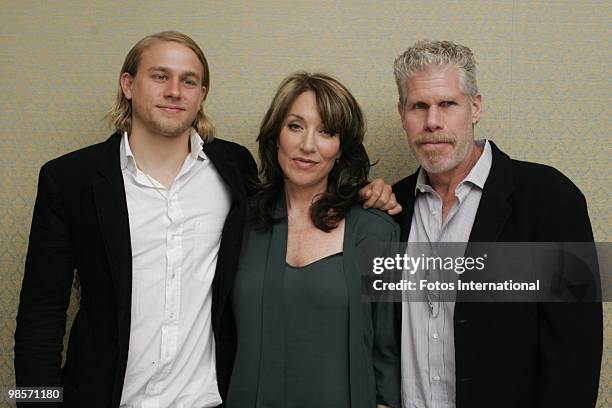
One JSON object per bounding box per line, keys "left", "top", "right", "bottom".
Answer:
{"left": 119, "top": 131, "right": 136, "bottom": 174}
{"left": 462, "top": 139, "right": 492, "bottom": 189}
{"left": 188, "top": 128, "right": 207, "bottom": 162}
{"left": 119, "top": 129, "right": 207, "bottom": 174}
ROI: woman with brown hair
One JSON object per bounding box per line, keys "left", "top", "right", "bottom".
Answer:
{"left": 225, "top": 72, "right": 400, "bottom": 408}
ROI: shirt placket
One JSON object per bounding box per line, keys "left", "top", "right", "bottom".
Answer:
{"left": 143, "top": 180, "right": 184, "bottom": 405}
{"left": 425, "top": 193, "right": 443, "bottom": 314}
{"left": 425, "top": 192, "right": 446, "bottom": 407}
{"left": 428, "top": 308, "right": 446, "bottom": 407}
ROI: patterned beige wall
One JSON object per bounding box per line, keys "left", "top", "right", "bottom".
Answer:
{"left": 0, "top": 1, "right": 609, "bottom": 406}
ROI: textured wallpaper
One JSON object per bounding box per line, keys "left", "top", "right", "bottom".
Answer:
{"left": 0, "top": 1, "right": 609, "bottom": 406}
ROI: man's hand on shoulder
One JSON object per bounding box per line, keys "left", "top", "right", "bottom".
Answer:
{"left": 359, "top": 178, "right": 402, "bottom": 215}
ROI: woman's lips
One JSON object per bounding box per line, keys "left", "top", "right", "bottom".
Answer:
{"left": 292, "top": 158, "right": 318, "bottom": 169}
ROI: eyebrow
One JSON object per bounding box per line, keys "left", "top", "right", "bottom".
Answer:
{"left": 286, "top": 113, "right": 304, "bottom": 121}
{"left": 409, "top": 96, "right": 457, "bottom": 104}
{"left": 147, "top": 66, "right": 201, "bottom": 80}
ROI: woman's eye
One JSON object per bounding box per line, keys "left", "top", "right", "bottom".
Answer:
{"left": 288, "top": 123, "right": 302, "bottom": 131}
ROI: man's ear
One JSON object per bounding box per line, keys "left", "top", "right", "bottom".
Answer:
{"left": 397, "top": 101, "right": 405, "bottom": 122}
{"left": 200, "top": 85, "right": 208, "bottom": 105}
{"left": 120, "top": 73, "right": 134, "bottom": 100}
{"left": 471, "top": 93, "right": 482, "bottom": 124}
{"left": 200, "top": 85, "right": 208, "bottom": 110}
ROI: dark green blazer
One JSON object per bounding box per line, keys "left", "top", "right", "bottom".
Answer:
{"left": 227, "top": 202, "right": 401, "bottom": 408}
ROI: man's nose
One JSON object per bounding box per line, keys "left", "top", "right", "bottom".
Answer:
{"left": 425, "top": 106, "right": 443, "bottom": 131}
{"left": 164, "top": 78, "right": 181, "bottom": 99}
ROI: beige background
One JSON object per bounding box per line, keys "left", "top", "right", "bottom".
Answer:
{"left": 0, "top": 1, "right": 609, "bottom": 406}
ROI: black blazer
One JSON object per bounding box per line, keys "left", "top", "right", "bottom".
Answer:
{"left": 393, "top": 141, "right": 602, "bottom": 408}
{"left": 14, "top": 132, "right": 258, "bottom": 407}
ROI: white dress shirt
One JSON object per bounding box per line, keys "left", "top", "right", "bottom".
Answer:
{"left": 401, "top": 140, "right": 492, "bottom": 408}
{"left": 119, "top": 130, "right": 231, "bottom": 408}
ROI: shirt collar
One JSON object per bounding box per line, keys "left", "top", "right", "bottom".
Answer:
{"left": 120, "top": 131, "right": 136, "bottom": 174}
{"left": 414, "top": 139, "right": 492, "bottom": 195}
{"left": 189, "top": 128, "right": 208, "bottom": 162}
{"left": 414, "top": 165, "right": 432, "bottom": 195}
{"left": 120, "top": 129, "right": 207, "bottom": 173}
{"left": 463, "top": 139, "right": 492, "bottom": 190}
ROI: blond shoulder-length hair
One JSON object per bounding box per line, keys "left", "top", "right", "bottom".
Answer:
{"left": 107, "top": 31, "right": 215, "bottom": 142}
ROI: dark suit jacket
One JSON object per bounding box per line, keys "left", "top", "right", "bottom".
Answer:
{"left": 14, "top": 132, "right": 258, "bottom": 407}
{"left": 393, "top": 141, "right": 602, "bottom": 408}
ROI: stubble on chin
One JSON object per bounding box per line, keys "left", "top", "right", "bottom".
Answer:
{"left": 410, "top": 133, "right": 455, "bottom": 173}
{"left": 418, "top": 137, "right": 473, "bottom": 174}
{"left": 418, "top": 150, "right": 450, "bottom": 174}
{"left": 151, "top": 117, "right": 193, "bottom": 139}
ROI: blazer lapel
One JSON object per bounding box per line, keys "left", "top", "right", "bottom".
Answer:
{"left": 468, "top": 142, "right": 514, "bottom": 243}
{"left": 92, "top": 133, "right": 133, "bottom": 331}
{"left": 202, "top": 139, "right": 248, "bottom": 325}
{"left": 393, "top": 170, "right": 419, "bottom": 242}
{"left": 455, "top": 142, "right": 514, "bottom": 386}
{"left": 392, "top": 170, "right": 419, "bottom": 331}
{"left": 257, "top": 199, "right": 289, "bottom": 405}
{"left": 343, "top": 206, "right": 374, "bottom": 405}
{"left": 458, "top": 142, "right": 514, "bottom": 291}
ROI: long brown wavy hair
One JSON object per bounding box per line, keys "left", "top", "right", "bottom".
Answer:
{"left": 253, "top": 72, "right": 371, "bottom": 232}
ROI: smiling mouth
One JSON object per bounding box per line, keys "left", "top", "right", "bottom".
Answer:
{"left": 158, "top": 106, "right": 185, "bottom": 113}
{"left": 293, "top": 158, "right": 318, "bottom": 168}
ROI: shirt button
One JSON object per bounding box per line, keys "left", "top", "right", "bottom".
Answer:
{"left": 433, "top": 375, "right": 440, "bottom": 381}
{"left": 432, "top": 332, "right": 439, "bottom": 340}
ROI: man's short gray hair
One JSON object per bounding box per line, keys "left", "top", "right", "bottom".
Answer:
{"left": 393, "top": 39, "right": 478, "bottom": 106}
